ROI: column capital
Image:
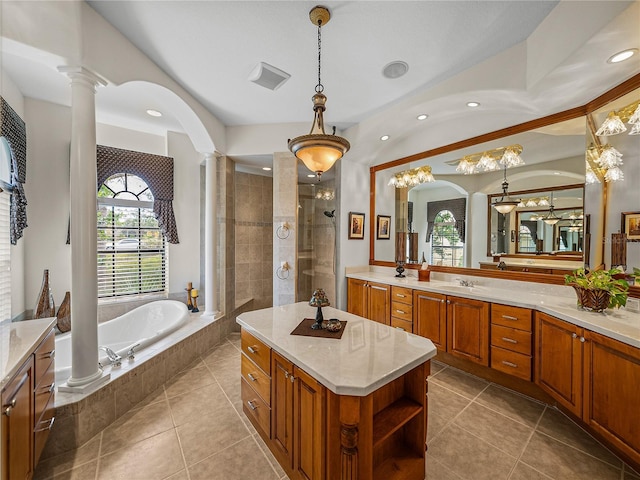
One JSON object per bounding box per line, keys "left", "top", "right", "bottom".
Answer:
{"left": 58, "top": 66, "right": 107, "bottom": 89}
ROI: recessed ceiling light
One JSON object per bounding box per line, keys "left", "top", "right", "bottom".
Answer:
{"left": 382, "top": 61, "right": 409, "bottom": 79}
{"left": 417, "top": 114, "right": 428, "bottom": 121}
{"left": 146, "top": 109, "right": 162, "bottom": 117}
{"left": 553, "top": 172, "right": 561, "bottom": 175}
{"left": 307, "top": 174, "right": 316, "bottom": 178}
{"left": 380, "top": 135, "right": 390, "bottom": 141}
{"left": 466, "top": 102, "right": 480, "bottom": 108}
{"left": 262, "top": 167, "right": 272, "bottom": 171}
{"left": 607, "top": 49, "right": 637, "bottom": 64}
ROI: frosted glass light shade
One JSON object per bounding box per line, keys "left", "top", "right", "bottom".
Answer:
{"left": 595, "top": 112, "right": 627, "bottom": 136}
{"left": 493, "top": 201, "right": 518, "bottom": 214}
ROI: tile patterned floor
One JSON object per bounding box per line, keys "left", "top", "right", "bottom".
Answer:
{"left": 35, "top": 333, "right": 640, "bottom": 480}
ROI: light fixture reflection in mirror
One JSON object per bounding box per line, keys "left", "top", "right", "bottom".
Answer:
{"left": 492, "top": 167, "right": 520, "bottom": 214}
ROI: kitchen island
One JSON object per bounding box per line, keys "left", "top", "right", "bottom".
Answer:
{"left": 237, "top": 302, "right": 437, "bottom": 480}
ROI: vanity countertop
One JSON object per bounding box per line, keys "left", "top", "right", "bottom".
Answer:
{"left": 1, "top": 317, "right": 56, "bottom": 390}
{"left": 346, "top": 271, "right": 640, "bottom": 348}
{"left": 237, "top": 302, "right": 437, "bottom": 396}
{"left": 478, "top": 260, "right": 582, "bottom": 269}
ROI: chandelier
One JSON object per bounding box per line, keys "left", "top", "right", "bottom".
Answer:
{"left": 388, "top": 166, "right": 435, "bottom": 188}
{"left": 315, "top": 188, "right": 335, "bottom": 200}
{"left": 542, "top": 191, "right": 561, "bottom": 225}
{"left": 455, "top": 144, "right": 524, "bottom": 174}
{"left": 288, "top": 6, "right": 350, "bottom": 178}
{"left": 585, "top": 143, "right": 624, "bottom": 184}
{"left": 595, "top": 99, "right": 640, "bottom": 136}
{"left": 517, "top": 196, "right": 550, "bottom": 208}
{"left": 492, "top": 166, "right": 520, "bottom": 214}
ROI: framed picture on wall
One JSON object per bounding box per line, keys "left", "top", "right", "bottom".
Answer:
{"left": 348, "top": 212, "right": 365, "bottom": 239}
{"left": 622, "top": 211, "right": 640, "bottom": 241}
{"left": 377, "top": 215, "right": 391, "bottom": 239}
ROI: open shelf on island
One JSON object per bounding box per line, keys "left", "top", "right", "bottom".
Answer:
{"left": 373, "top": 397, "right": 423, "bottom": 448}
{"left": 373, "top": 448, "right": 424, "bottom": 480}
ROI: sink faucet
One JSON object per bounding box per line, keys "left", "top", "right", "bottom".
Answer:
{"left": 497, "top": 261, "right": 507, "bottom": 271}
{"left": 459, "top": 279, "right": 474, "bottom": 287}
{"left": 99, "top": 346, "right": 122, "bottom": 367}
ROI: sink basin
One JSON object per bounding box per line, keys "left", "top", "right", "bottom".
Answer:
{"left": 443, "top": 285, "right": 484, "bottom": 294}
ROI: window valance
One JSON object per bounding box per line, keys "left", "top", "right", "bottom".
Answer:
{"left": 97, "top": 145, "right": 179, "bottom": 244}
{"left": 1, "top": 97, "right": 28, "bottom": 244}
{"left": 425, "top": 198, "right": 466, "bottom": 243}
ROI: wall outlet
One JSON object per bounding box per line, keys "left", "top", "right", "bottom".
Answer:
{"left": 626, "top": 298, "right": 640, "bottom": 313}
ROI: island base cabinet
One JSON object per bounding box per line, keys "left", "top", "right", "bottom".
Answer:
{"left": 583, "top": 330, "right": 640, "bottom": 467}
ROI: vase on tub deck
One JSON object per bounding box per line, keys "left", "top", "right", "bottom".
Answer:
{"left": 56, "top": 291, "right": 71, "bottom": 333}
{"left": 34, "top": 269, "right": 56, "bottom": 319}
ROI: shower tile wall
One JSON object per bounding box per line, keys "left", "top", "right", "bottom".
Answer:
{"left": 235, "top": 171, "right": 273, "bottom": 310}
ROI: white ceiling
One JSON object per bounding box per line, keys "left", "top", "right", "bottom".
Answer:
{"left": 2, "top": 1, "right": 639, "bottom": 182}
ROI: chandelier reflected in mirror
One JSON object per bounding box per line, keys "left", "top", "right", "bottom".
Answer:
{"left": 388, "top": 166, "right": 435, "bottom": 188}
{"left": 491, "top": 166, "right": 520, "bottom": 214}
{"left": 288, "top": 6, "right": 350, "bottom": 179}
{"left": 455, "top": 144, "right": 524, "bottom": 175}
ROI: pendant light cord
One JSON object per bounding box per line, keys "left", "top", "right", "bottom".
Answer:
{"left": 316, "top": 21, "right": 324, "bottom": 93}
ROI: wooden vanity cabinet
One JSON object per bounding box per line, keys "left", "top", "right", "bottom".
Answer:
{"left": 1, "top": 357, "right": 34, "bottom": 480}
{"left": 347, "top": 278, "right": 390, "bottom": 325}
{"left": 390, "top": 286, "right": 413, "bottom": 332}
{"left": 446, "top": 296, "right": 490, "bottom": 366}
{"left": 413, "top": 291, "right": 447, "bottom": 350}
{"left": 490, "top": 304, "right": 533, "bottom": 381}
{"left": 241, "top": 330, "right": 272, "bottom": 438}
{"left": 534, "top": 312, "right": 583, "bottom": 417}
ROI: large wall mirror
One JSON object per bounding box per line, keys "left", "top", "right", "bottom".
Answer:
{"left": 371, "top": 74, "right": 640, "bottom": 281}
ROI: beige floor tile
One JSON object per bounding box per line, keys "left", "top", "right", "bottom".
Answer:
{"left": 97, "top": 430, "right": 185, "bottom": 480}
{"left": 428, "top": 381, "right": 472, "bottom": 421}
{"left": 50, "top": 460, "right": 98, "bottom": 480}
{"left": 427, "top": 410, "right": 450, "bottom": 442}
{"left": 164, "top": 470, "right": 189, "bottom": 480}
{"left": 130, "top": 385, "right": 167, "bottom": 411}
{"left": 187, "top": 436, "right": 280, "bottom": 480}
{"left": 100, "top": 399, "right": 175, "bottom": 455}
{"left": 475, "top": 384, "right": 545, "bottom": 427}
{"left": 203, "top": 342, "right": 241, "bottom": 367}
{"left": 34, "top": 433, "right": 101, "bottom": 480}
{"left": 536, "top": 408, "right": 622, "bottom": 467}
{"left": 520, "top": 432, "right": 622, "bottom": 480}
{"left": 177, "top": 404, "right": 252, "bottom": 466}
{"left": 454, "top": 402, "right": 533, "bottom": 457}
{"left": 226, "top": 333, "right": 241, "bottom": 349}
{"left": 168, "top": 382, "right": 230, "bottom": 426}
{"left": 428, "top": 423, "right": 517, "bottom": 480}
{"left": 164, "top": 363, "right": 217, "bottom": 398}
{"left": 253, "top": 433, "right": 286, "bottom": 479}
{"left": 426, "top": 456, "right": 464, "bottom": 479}
{"left": 509, "top": 462, "right": 554, "bottom": 479}
{"left": 429, "top": 360, "right": 447, "bottom": 377}
{"left": 235, "top": 400, "right": 258, "bottom": 434}
{"left": 428, "top": 366, "right": 489, "bottom": 399}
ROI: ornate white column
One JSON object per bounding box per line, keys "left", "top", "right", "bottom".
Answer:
{"left": 58, "top": 66, "right": 106, "bottom": 390}
{"left": 203, "top": 153, "right": 218, "bottom": 316}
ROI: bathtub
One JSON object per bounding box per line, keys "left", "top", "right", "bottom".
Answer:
{"left": 55, "top": 300, "right": 189, "bottom": 383}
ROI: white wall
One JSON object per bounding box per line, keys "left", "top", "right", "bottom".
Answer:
{"left": 97, "top": 123, "right": 165, "bottom": 155}
{"left": 23, "top": 98, "right": 72, "bottom": 312}
{"left": 166, "top": 131, "right": 201, "bottom": 295}
{"left": 2, "top": 70, "right": 26, "bottom": 317}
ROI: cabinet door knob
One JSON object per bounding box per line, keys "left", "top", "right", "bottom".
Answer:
{"left": 289, "top": 375, "right": 296, "bottom": 383}
{"left": 247, "top": 400, "right": 257, "bottom": 411}
{"left": 3, "top": 399, "right": 16, "bottom": 416}
{"left": 580, "top": 337, "right": 586, "bottom": 343}
{"left": 572, "top": 333, "right": 578, "bottom": 339}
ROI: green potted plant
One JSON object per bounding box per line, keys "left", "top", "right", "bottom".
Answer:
{"left": 565, "top": 268, "right": 629, "bottom": 312}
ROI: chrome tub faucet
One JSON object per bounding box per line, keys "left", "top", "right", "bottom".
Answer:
{"left": 99, "top": 346, "right": 122, "bottom": 367}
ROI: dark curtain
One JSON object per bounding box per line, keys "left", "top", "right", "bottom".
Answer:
{"left": 426, "top": 198, "right": 466, "bottom": 242}
{"left": 1, "top": 97, "right": 28, "bottom": 244}
{"left": 97, "top": 145, "right": 180, "bottom": 244}
{"left": 521, "top": 221, "right": 538, "bottom": 244}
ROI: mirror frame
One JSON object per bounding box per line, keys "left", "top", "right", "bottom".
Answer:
{"left": 369, "top": 73, "right": 640, "bottom": 291}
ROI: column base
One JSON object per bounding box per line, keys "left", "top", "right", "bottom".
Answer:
{"left": 59, "top": 369, "right": 110, "bottom": 394}
{"left": 201, "top": 309, "right": 221, "bottom": 319}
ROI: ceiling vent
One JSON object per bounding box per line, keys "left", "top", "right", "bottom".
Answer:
{"left": 248, "top": 62, "right": 291, "bottom": 90}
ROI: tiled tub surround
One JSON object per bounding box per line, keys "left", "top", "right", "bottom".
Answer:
{"left": 346, "top": 266, "right": 640, "bottom": 348}
{"left": 32, "top": 335, "right": 640, "bottom": 480}
{"left": 36, "top": 301, "right": 250, "bottom": 460}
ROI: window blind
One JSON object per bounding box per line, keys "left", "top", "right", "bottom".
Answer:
{"left": 0, "top": 190, "right": 11, "bottom": 322}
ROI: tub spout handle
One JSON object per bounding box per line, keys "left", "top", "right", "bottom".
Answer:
{"left": 99, "top": 346, "right": 122, "bottom": 367}
{"left": 127, "top": 344, "right": 141, "bottom": 361}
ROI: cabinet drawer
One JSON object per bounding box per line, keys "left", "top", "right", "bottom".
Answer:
{"left": 34, "top": 391, "right": 55, "bottom": 465}
{"left": 391, "top": 317, "right": 413, "bottom": 332}
{"left": 241, "top": 378, "right": 271, "bottom": 437}
{"left": 34, "top": 365, "right": 55, "bottom": 419}
{"left": 241, "top": 329, "right": 271, "bottom": 375}
{"left": 241, "top": 353, "right": 271, "bottom": 406}
{"left": 491, "top": 304, "right": 532, "bottom": 332}
{"left": 391, "top": 301, "right": 412, "bottom": 322}
{"left": 491, "top": 346, "right": 532, "bottom": 381}
{"left": 491, "top": 324, "right": 532, "bottom": 355}
{"left": 34, "top": 329, "right": 55, "bottom": 382}
{"left": 391, "top": 286, "right": 413, "bottom": 305}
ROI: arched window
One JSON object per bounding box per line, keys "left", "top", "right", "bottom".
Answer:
{"left": 97, "top": 173, "right": 166, "bottom": 298}
{"left": 431, "top": 210, "right": 464, "bottom": 267}
{"left": 518, "top": 225, "right": 535, "bottom": 252}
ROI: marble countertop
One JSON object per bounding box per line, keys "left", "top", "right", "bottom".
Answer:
{"left": 347, "top": 271, "right": 640, "bottom": 348}
{"left": 1, "top": 317, "right": 56, "bottom": 390}
{"left": 478, "top": 261, "right": 581, "bottom": 269}
{"left": 236, "top": 302, "right": 437, "bottom": 396}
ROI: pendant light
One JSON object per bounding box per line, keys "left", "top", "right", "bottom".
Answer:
{"left": 492, "top": 166, "right": 520, "bottom": 214}
{"left": 288, "top": 6, "right": 350, "bottom": 178}
{"left": 543, "top": 192, "right": 561, "bottom": 225}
